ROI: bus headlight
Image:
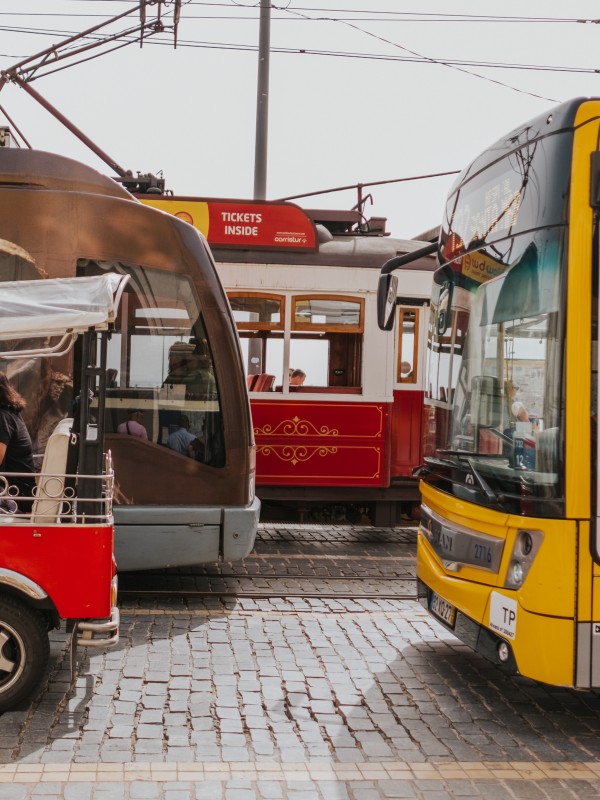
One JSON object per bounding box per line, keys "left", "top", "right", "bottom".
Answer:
{"left": 504, "top": 529, "right": 543, "bottom": 590}
{"left": 509, "top": 560, "right": 524, "bottom": 586}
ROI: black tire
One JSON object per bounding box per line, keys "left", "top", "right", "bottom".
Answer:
{"left": 0, "top": 596, "right": 49, "bottom": 713}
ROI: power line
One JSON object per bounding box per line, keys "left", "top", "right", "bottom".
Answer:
{"left": 1, "top": 25, "right": 598, "bottom": 77}
{"left": 168, "top": 3, "right": 600, "bottom": 24}
{"left": 0, "top": 4, "right": 598, "bottom": 23}
{"left": 279, "top": 6, "right": 559, "bottom": 101}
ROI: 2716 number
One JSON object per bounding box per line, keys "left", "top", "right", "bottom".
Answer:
{"left": 473, "top": 543, "right": 492, "bottom": 564}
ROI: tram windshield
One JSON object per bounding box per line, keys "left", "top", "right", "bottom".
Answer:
{"left": 79, "top": 259, "right": 225, "bottom": 468}
{"left": 422, "top": 132, "right": 566, "bottom": 516}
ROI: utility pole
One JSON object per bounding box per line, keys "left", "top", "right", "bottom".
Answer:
{"left": 253, "top": 0, "right": 271, "bottom": 200}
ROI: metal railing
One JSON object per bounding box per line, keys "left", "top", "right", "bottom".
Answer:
{"left": 0, "top": 468, "right": 114, "bottom": 524}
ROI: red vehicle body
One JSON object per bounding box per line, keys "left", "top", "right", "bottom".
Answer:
{"left": 0, "top": 274, "right": 123, "bottom": 712}
{"left": 1, "top": 522, "right": 114, "bottom": 621}
{"left": 142, "top": 195, "right": 435, "bottom": 524}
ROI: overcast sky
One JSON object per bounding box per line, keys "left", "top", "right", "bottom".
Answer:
{"left": 1, "top": 2, "right": 600, "bottom": 239}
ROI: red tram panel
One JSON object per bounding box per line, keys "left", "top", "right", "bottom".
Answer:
{"left": 251, "top": 400, "right": 390, "bottom": 487}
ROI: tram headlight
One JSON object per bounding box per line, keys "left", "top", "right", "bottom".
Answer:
{"left": 504, "top": 529, "right": 543, "bottom": 590}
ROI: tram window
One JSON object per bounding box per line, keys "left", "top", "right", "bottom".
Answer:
{"left": 238, "top": 334, "right": 284, "bottom": 388}
{"left": 79, "top": 259, "right": 225, "bottom": 468}
{"left": 397, "top": 309, "right": 418, "bottom": 384}
{"left": 230, "top": 293, "right": 364, "bottom": 392}
{"left": 228, "top": 293, "right": 284, "bottom": 329}
{"left": 293, "top": 296, "right": 363, "bottom": 331}
{"left": 289, "top": 338, "right": 329, "bottom": 386}
{"left": 291, "top": 296, "right": 363, "bottom": 390}
{"left": 227, "top": 293, "right": 285, "bottom": 390}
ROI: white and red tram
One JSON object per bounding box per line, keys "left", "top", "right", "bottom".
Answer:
{"left": 142, "top": 195, "right": 435, "bottom": 524}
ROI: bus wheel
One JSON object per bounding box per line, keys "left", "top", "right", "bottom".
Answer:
{"left": 0, "top": 597, "right": 49, "bottom": 713}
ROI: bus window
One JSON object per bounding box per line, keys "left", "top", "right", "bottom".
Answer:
{"left": 291, "top": 295, "right": 363, "bottom": 390}
{"left": 426, "top": 288, "right": 469, "bottom": 405}
{"left": 79, "top": 259, "right": 225, "bottom": 468}
{"left": 397, "top": 309, "right": 418, "bottom": 384}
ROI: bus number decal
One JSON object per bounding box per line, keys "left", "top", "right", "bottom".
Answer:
{"left": 473, "top": 543, "right": 492, "bottom": 565}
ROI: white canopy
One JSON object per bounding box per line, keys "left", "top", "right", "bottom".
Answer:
{"left": 0, "top": 274, "right": 129, "bottom": 341}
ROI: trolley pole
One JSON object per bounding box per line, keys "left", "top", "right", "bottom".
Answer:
{"left": 253, "top": 0, "right": 271, "bottom": 200}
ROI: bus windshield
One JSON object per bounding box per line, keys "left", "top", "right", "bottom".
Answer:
{"left": 423, "top": 128, "right": 571, "bottom": 517}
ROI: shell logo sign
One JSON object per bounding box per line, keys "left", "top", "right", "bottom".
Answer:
{"left": 140, "top": 197, "right": 317, "bottom": 251}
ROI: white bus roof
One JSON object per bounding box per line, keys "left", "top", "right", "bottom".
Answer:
{"left": 0, "top": 273, "right": 129, "bottom": 340}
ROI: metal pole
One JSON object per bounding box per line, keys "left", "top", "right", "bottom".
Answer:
{"left": 253, "top": 0, "right": 271, "bottom": 200}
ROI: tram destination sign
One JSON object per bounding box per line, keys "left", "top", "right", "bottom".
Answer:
{"left": 141, "top": 197, "right": 318, "bottom": 252}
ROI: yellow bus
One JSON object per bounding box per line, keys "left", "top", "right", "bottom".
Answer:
{"left": 379, "top": 97, "right": 600, "bottom": 688}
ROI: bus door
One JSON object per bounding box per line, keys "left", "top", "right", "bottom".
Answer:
{"left": 583, "top": 246, "right": 600, "bottom": 687}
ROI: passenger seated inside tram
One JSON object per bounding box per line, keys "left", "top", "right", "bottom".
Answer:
{"left": 290, "top": 369, "right": 306, "bottom": 387}
{"left": 117, "top": 408, "right": 148, "bottom": 440}
{"left": 167, "top": 414, "right": 197, "bottom": 456}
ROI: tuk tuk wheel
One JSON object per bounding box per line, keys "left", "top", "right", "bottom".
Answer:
{"left": 0, "top": 596, "right": 50, "bottom": 713}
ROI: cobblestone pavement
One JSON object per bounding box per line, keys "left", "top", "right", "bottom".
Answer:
{"left": 2, "top": 524, "right": 600, "bottom": 798}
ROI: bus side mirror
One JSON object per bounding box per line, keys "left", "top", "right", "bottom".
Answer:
{"left": 471, "top": 375, "right": 502, "bottom": 429}
{"left": 436, "top": 279, "right": 453, "bottom": 336}
{"left": 377, "top": 273, "right": 398, "bottom": 331}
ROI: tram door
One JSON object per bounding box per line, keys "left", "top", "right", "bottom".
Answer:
{"left": 390, "top": 303, "right": 427, "bottom": 478}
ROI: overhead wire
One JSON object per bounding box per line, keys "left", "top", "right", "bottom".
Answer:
{"left": 278, "top": 6, "right": 560, "bottom": 102}
{"left": 0, "top": 24, "right": 598, "bottom": 78}
{"left": 36, "top": 1, "right": 600, "bottom": 24}
{"left": 0, "top": 1, "right": 590, "bottom": 190}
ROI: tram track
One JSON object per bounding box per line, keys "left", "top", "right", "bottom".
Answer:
{"left": 120, "top": 590, "right": 417, "bottom": 601}
{"left": 118, "top": 575, "right": 418, "bottom": 602}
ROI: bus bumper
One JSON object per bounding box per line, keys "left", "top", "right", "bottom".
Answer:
{"left": 417, "top": 533, "right": 575, "bottom": 685}
{"left": 417, "top": 578, "right": 519, "bottom": 674}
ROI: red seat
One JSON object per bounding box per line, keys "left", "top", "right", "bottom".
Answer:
{"left": 253, "top": 373, "right": 275, "bottom": 391}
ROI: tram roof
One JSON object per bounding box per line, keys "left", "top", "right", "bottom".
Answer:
{"left": 0, "top": 148, "right": 132, "bottom": 200}
{"left": 213, "top": 234, "right": 437, "bottom": 270}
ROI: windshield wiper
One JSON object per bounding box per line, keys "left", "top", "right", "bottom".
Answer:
{"left": 434, "top": 450, "right": 500, "bottom": 504}
{"left": 465, "top": 457, "right": 499, "bottom": 504}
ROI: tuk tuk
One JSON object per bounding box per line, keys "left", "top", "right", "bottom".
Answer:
{"left": 0, "top": 273, "right": 127, "bottom": 712}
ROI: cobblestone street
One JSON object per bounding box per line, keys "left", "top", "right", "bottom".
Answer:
{"left": 2, "top": 525, "right": 600, "bottom": 799}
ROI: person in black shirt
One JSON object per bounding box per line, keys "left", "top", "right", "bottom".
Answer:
{"left": 0, "top": 374, "right": 35, "bottom": 513}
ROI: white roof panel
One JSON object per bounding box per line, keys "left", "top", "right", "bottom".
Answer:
{"left": 0, "top": 273, "right": 128, "bottom": 340}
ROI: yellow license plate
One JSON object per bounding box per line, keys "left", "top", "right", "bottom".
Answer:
{"left": 429, "top": 591, "right": 456, "bottom": 628}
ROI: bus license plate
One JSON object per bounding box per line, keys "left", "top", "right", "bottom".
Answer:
{"left": 429, "top": 592, "right": 456, "bottom": 628}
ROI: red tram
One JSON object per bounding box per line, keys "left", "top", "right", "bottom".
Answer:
{"left": 142, "top": 195, "right": 435, "bottom": 524}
